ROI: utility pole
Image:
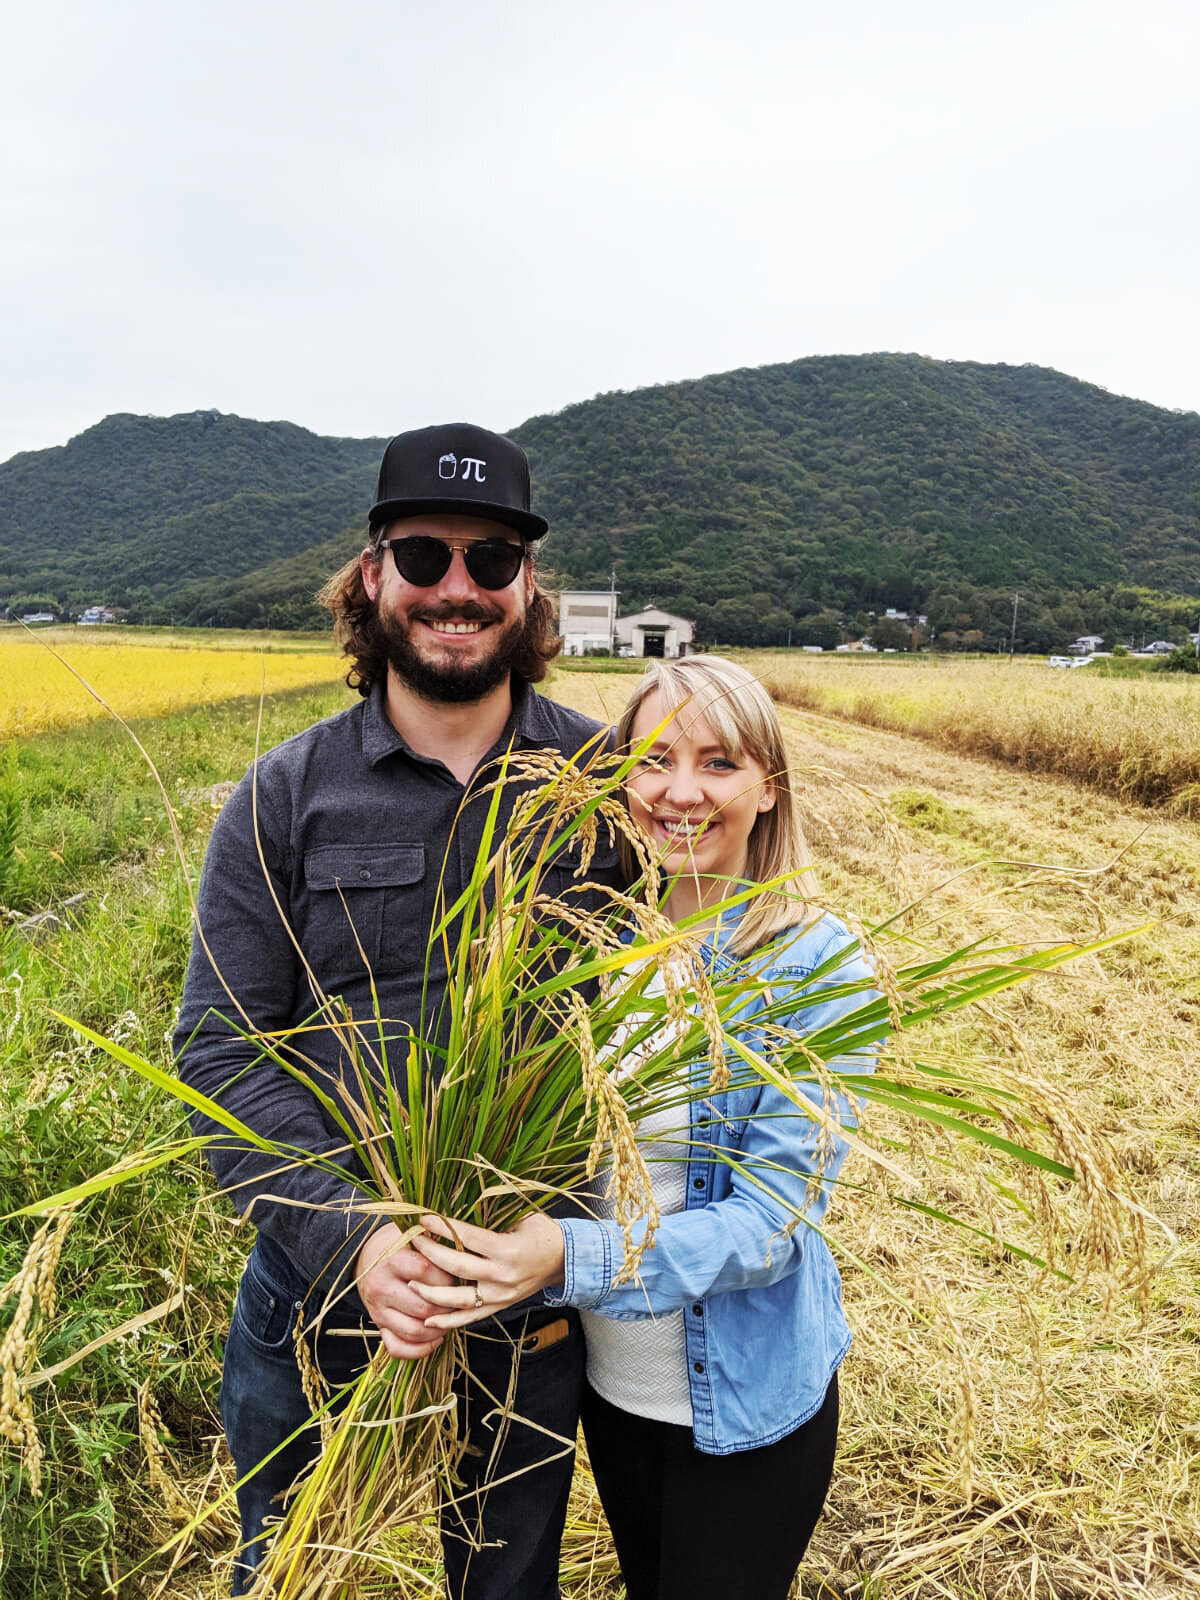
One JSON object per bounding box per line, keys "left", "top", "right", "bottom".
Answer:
{"left": 1009, "top": 592, "right": 1020, "bottom": 660}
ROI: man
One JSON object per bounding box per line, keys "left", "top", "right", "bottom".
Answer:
{"left": 174, "top": 422, "right": 619, "bottom": 1598}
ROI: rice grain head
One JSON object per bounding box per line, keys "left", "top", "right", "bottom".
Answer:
{"left": 0, "top": 1207, "right": 76, "bottom": 1496}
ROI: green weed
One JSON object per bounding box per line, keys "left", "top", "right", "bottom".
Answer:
{"left": 1, "top": 865, "right": 240, "bottom": 1597}
{"left": 0, "top": 747, "right": 21, "bottom": 908}
{"left": 4, "top": 684, "right": 351, "bottom": 915}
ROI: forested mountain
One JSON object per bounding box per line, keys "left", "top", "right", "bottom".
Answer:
{"left": 515, "top": 357, "right": 1200, "bottom": 649}
{"left": 0, "top": 410, "right": 383, "bottom": 627}
{"left": 2, "top": 359, "right": 1197, "bottom": 647}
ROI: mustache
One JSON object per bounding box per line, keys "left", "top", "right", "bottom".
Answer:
{"left": 411, "top": 601, "right": 503, "bottom": 624}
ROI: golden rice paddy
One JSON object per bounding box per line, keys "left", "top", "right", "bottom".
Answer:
{"left": 0, "top": 631, "right": 346, "bottom": 741}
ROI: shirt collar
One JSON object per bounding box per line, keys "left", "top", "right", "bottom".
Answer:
{"left": 707, "top": 899, "right": 749, "bottom": 953}
{"left": 361, "top": 675, "right": 558, "bottom": 769}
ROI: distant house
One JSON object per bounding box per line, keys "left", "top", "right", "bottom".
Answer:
{"left": 558, "top": 592, "right": 696, "bottom": 658}
{"left": 558, "top": 590, "right": 618, "bottom": 656}
{"left": 615, "top": 606, "right": 694, "bottom": 659}
{"left": 18, "top": 611, "right": 56, "bottom": 624}
{"left": 883, "top": 608, "right": 928, "bottom": 626}
{"left": 77, "top": 605, "right": 117, "bottom": 625}
{"left": 1069, "top": 635, "right": 1105, "bottom": 655}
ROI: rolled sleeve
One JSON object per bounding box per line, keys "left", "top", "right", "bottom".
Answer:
{"left": 544, "top": 1217, "right": 618, "bottom": 1310}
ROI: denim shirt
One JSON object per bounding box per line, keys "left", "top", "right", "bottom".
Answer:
{"left": 545, "top": 907, "right": 881, "bottom": 1455}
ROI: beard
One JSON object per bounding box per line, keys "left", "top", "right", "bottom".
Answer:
{"left": 368, "top": 596, "right": 534, "bottom": 704}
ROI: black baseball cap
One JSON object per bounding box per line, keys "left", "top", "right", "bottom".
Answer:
{"left": 368, "top": 422, "right": 548, "bottom": 539}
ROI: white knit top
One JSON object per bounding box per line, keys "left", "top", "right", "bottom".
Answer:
{"left": 580, "top": 963, "right": 695, "bottom": 1426}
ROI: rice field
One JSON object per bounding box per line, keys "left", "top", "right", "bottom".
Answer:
{"left": 0, "top": 630, "right": 346, "bottom": 741}
{"left": 1, "top": 643, "right": 1197, "bottom": 1599}
{"left": 736, "top": 652, "right": 1200, "bottom": 814}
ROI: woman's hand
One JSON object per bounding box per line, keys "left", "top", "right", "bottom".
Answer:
{"left": 410, "top": 1213, "right": 566, "bottom": 1330}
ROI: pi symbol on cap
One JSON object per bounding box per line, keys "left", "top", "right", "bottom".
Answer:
{"left": 438, "top": 452, "right": 458, "bottom": 480}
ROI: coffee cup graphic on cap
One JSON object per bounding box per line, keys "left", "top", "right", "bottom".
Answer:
{"left": 438, "top": 452, "right": 458, "bottom": 480}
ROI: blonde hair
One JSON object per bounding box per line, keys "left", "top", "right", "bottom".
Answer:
{"left": 615, "top": 655, "right": 814, "bottom": 955}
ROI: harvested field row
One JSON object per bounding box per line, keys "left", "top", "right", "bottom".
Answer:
{"left": 733, "top": 652, "right": 1200, "bottom": 815}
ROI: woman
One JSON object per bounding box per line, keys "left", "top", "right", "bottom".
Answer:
{"left": 414, "top": 655, "right": 878, "bottom": 1600}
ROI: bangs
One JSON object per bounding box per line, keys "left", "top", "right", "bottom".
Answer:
{"left": 637, "top": 658, "right": 776, "bottom": 773}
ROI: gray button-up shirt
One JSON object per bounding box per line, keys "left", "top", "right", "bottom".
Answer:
{"left": 174, "top": 678, "right": 619, "bottom": 1301}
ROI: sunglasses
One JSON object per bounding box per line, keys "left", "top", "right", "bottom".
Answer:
{"left": 377, "top": 535, "right": 526, "bottom": 591}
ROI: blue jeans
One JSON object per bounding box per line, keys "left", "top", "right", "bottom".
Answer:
{"left": 221, "top": 1240, "right": 583, "bottom": 1599}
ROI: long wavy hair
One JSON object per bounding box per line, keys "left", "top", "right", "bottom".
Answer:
{"left": 615, "top": 654, "right": 815, "bottom": 954}
{"left": 317, "top": 530, "right": 562, "bottom": 697}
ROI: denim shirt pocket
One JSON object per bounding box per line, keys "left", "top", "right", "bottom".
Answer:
{"left": 303, "top": 843, "right": 427, "bottom": 982}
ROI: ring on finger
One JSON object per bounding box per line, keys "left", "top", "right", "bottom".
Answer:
{"left": 473, "top": 1286, "right": 484, "bottom": 1310}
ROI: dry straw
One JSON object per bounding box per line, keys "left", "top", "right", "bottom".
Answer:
{"left": 747, "top": 652, "right": 1200, "bottom": 814}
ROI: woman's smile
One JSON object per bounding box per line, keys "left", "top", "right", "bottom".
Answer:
{"left": 649, "top": 811, "right": 715, "bottom": 835}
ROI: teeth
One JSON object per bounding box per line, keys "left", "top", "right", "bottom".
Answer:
{"left": 428, "top": 621, "right": 483, "bottom": 634}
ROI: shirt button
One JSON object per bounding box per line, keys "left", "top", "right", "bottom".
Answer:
{"left": 693, "top": 1360, "right": 705, "bottom": 1374}
{"left": 692, "top": 1177, "right": 705, "bottom": 1190}
{"left": 358, "top": 868, "right": 371, "bottom": 880}
{"left": 692, "top": 1303, "right": 703, "bottom": 1317}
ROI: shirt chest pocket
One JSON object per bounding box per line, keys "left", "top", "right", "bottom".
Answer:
{"left": 303, "top": 843, "right": 427, "bottom": 982}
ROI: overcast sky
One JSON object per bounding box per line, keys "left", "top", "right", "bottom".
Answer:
{"left": 2, "top": 0, "right": 1197, "bottom": 463}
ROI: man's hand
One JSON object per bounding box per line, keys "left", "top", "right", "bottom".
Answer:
{"left": 356, "top": 1222, "right": 456, "bottom": 1360}
{"left": 410, "top": 1213, "right": 566, "bottom": 1330}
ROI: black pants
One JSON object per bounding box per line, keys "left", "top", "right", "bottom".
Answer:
{"left": 580, "top": 1375, "right": 838, "bottom": 1600}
